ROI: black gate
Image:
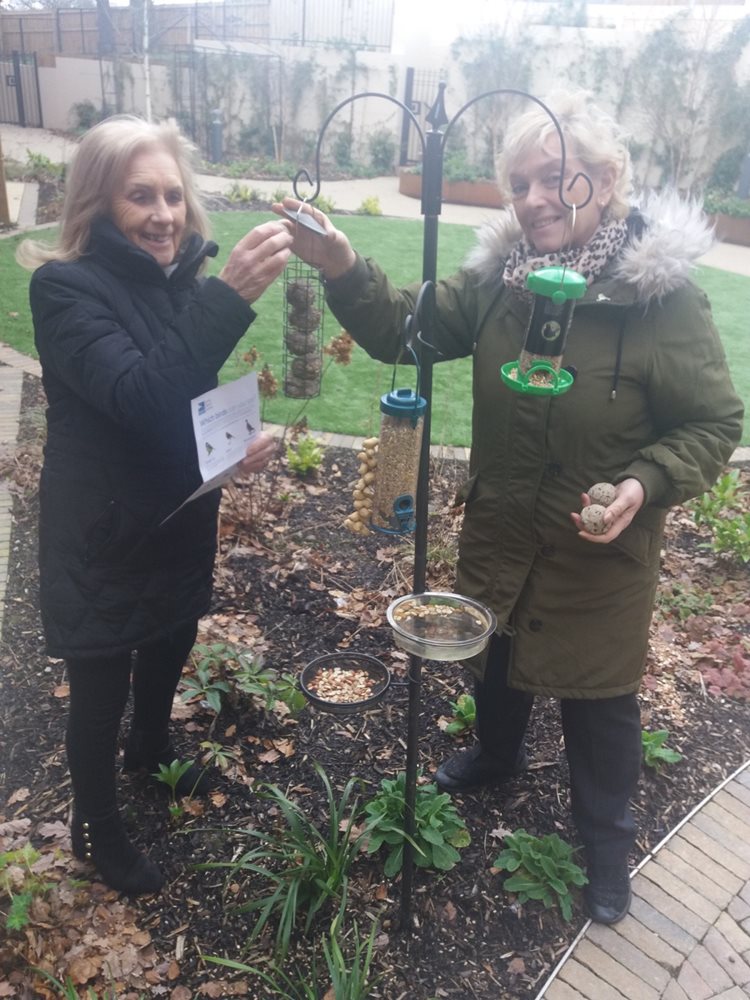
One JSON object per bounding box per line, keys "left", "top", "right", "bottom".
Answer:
{"left": 399, "top": 67, "right": 443, "bottom": 166}
{"left": 0, "top": 51, "right": 43, "bottom": 127}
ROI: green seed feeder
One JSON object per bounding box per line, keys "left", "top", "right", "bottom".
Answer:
{"left": 501, "top": 265, "right": 587, "bottom": 397}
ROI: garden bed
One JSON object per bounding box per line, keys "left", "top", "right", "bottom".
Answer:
{"left": 1, "top": 375, "right": 750, "bottom": 999}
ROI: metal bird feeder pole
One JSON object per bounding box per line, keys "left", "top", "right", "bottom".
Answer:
{"left": 292, "top": 85, "right": 586, "bottom": 933}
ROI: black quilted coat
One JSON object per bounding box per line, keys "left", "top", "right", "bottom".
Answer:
{"left": 30, "top": 218, "right": 255, "bottom": 658}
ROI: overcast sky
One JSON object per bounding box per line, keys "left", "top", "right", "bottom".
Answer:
{"left": 391, "top": 0, "right": 502, "bottom": 51}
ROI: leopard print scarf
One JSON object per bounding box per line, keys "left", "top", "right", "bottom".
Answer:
{"left": 502, "top": 217, "right": 629, "bottom": 301}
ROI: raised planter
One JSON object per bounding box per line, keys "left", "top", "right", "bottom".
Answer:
{"left": 399, "top": 169, "right": 504, "bottom": 209}
{"left": 707, "top": 213, "right": 750, "bottom": 247}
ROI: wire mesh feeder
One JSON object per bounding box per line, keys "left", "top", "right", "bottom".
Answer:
{"left": 283, "top": 257, "right": 324, "bottom": 399}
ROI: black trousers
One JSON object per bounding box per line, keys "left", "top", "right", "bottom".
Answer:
{"left": 476, "top": 632, "right": 642, "bottom": 867}
{"left": 65, "top": 621, "right": 198, "bottom": 819}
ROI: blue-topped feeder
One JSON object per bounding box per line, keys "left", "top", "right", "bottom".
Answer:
{"left": 501, "top": 265, "right": 587, "bottom": 397}
{"left": 370, "top": 388, "right": 427, "bottom": 535}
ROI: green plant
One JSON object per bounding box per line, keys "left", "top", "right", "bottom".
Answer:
{"left": 70, "top": 98, "right": 107, "bottom": 134}
{"left": 34, "top": 969, "right": 128, "bottom": 999}
{"left": 286, "top": 435, "right": 324, "bottom": 476}
{"left": 368, "top": 128, "right": 396, "bottom": 174}
{"left": 641, "top": 729, "right": 683, "bottom": 772}
{"left": 313, "top": 194, "right": 336, "bottom": 215}
{"left": 204, "top": 892, "right": 380, "bottom": 999}
{"left": 0, "top": 844, "right": 53, "bottom": 931}
{"left": 444, "top": 693, "right": 476, "bottom": 736}
{"left": 272, "top": 187, "right": 290, "bottom": 202}
{"left": 181, "top": 650, "right": 231, "bottom": 713}
{"left": 153, "top": 758, "right": 199, "bottom": 819}
{"left": 689, "top": 471, "right": 743, "bottom": 526}
{"left": 24, "top": 150, "right": 64, "bottom": 182}
{"left": 358, "top": 196, "right": 382, "bottom": 216}
{"left": 321, "top": 890, "right": 382, "bottom": 1000}
{"left": 703, "top": 190, "right": 750, "bottom": 218}
{"left": 707, "top": 514, "right": 750, "bottom": 563}
{"left": 363, "top": 772, "right": 471, "bottom": 877}
{"left": 233, "top": 651, "right": 307, "bottom": 715}
{"left": 656, "top": 582, "right": 714, "bottom": 621}
{"left": 200, "top": 764, "right": 365, "bottom": 960}
{"left": 492, "top": 829, "right": 587, "bottom": 922}
{"left": 333, "top": 126, "right": 353, "bottom": 169}
{"left": 226, "top": 182, "right": 260, "bottom": 204}
{"left": 687, "top": 472, "right": 750, "bottom": 562}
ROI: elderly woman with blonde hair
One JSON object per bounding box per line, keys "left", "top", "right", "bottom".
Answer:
{"left": 18, "top": 115, "right": 292, "bottom": 895}
{"left": 275, "top": 90, "right": 743, "bottom": 924}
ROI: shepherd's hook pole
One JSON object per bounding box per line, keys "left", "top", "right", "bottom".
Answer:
{"left": 291, "top": 83, "right": 578, "bottom": 938}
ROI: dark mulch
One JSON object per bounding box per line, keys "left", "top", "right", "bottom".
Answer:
{"left": 1, "top": 372, "right": 750, "bottom": 999}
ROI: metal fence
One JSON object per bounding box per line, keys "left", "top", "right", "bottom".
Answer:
{"left": 0, "top": 0, "right": 394, "bottom": 58}
{"left": 0, "top": 51, "right": 42, "bottom": 127}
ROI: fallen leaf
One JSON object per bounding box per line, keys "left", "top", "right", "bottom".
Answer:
{"left": 508, "top": 956, "right": 526, "bottom": 975}
{"left": 7, "top": 788, "right": 30, "bottom": 805}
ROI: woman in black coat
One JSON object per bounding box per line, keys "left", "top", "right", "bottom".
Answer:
{"left": 17, "top": 116, "right": 292, "bottom": 894}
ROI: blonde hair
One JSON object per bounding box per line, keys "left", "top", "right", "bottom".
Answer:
{"left": 17, "top": 115, "right": 210, "bottom": 269}
{"left": 497, "top": 90, "right": 633, "bottom": 220}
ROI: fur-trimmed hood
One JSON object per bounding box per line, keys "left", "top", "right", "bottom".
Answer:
{"left": 464, "top": 190, "right": 714, "bottom": 305}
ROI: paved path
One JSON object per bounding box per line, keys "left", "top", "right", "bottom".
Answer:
{"left": 537, "top": 761, "right": 750, "bottom": 999}
{"left": 2, "top": 123, "right": 750, "bottom": 999}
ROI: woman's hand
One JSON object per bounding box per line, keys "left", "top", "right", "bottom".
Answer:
{"left": 236, "top": 431, "right": 278, "bottom": 475}
{"left": 219, "top": 221, "right": 294, "bottom": 304}
{"left": 271, "top": 198, "right": 357, "bottom": 279}
{"left": 571, "top": 478, "right": 645, "bottom": 544}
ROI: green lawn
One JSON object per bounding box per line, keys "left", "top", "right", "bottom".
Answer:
{"left": 1, "top": 214, "right": 747, "bottom": 445}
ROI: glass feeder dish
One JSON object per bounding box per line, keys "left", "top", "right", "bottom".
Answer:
{"left": 387, "top": 592, "right": 497, "bottom": 661}
{"left": 501, "top": 265, "right": 587, "bottom": 397}
{"left": 300, "top": 652, "right": 391, "bottom": 715}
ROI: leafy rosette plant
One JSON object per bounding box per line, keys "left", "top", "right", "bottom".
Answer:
{"left": 642, "top": 729, "right": 683, "bottom": 772}
{"left": 363, "top": 772, "right": 471, "bottom": 877}
{"left": 493, "top": 829, "right": 587, "bottom": 922}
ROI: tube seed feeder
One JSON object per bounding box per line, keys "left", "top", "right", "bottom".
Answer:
{"left": 501, "top": 265, "right": 587, "bottom": 397}
{"left": 370, "top": 387, "right": 427, "bottom": 535}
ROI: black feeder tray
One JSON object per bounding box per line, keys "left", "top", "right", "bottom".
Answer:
{"left": 300, "top": 652, "right": 391, "bottom": 715}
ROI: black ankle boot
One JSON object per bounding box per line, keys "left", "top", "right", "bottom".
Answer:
{"left": 123, "top": 729, "right": 211, "bottom": 797}
{"left": 583, "top": 862, "right": 631, "bottom": 924}
{"left": 71, "top": 810, "right": 163, "bottom": 895}
{"left": 435, "top": 744, "right": 528, "bottom": 793}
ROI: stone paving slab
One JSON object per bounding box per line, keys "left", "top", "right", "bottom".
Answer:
{"left": 536, "top": 761, "right": 750, "bottom": 999}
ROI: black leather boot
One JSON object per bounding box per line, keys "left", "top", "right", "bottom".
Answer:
{"left": 583, "top": 862, "right": 631, "bottom": 924}
{"left": 123, "top": 729, "right": 211, "bottom": 797}
{"left": 71, "top": 810, "right": 163, "bottom": 895}
{"left": 435, "top": 744, "right": 528, "bottom": 793}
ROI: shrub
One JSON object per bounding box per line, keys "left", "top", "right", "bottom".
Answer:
{"left": 703, "top": 190, "right": 750, "bottom": 218}
{"left": 357, "top": 196, "right": 382, "bottom": 216}
{"left": 368, "top": 128, "right": 396, "bottom": 174}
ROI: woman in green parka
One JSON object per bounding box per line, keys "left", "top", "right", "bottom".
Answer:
{"left": 274, "top": 92, "right": 743, "bottom": 924}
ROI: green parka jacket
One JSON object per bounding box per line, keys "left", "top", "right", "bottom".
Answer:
{"left": 324, "top": 193, "right": 744, "bottom": 699}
